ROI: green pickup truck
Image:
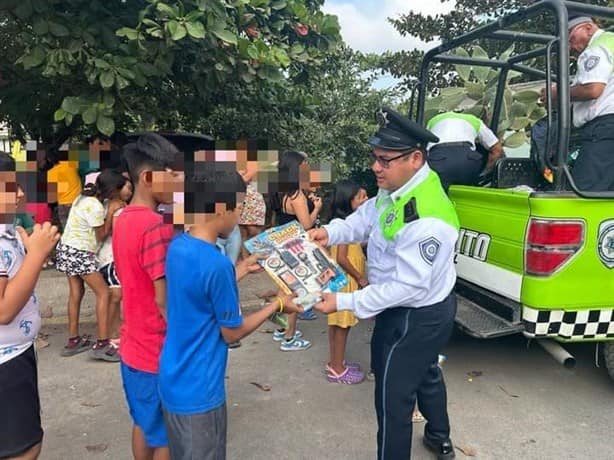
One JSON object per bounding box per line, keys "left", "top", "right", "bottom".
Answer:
{"left": 414, "top": 1, "right": 614, "bottom": 378}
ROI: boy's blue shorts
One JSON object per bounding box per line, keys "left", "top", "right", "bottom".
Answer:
{"left": 120, "top": 362, "right": 168, "bottom": 448}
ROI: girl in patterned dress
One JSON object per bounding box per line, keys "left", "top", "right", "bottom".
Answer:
{"left": 326, "top": 180, "right": 369, "bottom": 384}
{"left": 56, "top": 170, "right": 126, "bottom": 361}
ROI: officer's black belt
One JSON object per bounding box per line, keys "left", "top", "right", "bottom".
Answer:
{"left": 582, "top": 113, "right": 614, "bottom": 130}
{"left": 430, "top": 141, "right": 473, "bottom": 150}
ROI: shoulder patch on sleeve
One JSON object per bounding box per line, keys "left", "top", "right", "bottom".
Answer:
{"left": 585, "top": 55, "right": 600, "bottom": 72}
{"left": 419, "top": 237, "right": 441, "bottom": 265}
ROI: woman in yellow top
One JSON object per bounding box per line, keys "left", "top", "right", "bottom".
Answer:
{"left": 46, "top": 151, "right": 82, "bottom": 230}
{"left": 326, "top": 180, "right": 369, "bottom": 384}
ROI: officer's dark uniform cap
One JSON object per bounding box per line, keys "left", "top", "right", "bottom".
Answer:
{"left": 368, "top": 107, "right": 439, "bottom": 151}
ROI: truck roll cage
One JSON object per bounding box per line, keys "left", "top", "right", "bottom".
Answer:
{"left": 413, "top": 0, "right": 614, "bottom": 199}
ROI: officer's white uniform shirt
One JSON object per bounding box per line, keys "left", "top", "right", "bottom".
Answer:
{"left": 573, "top": 29, "right": 614, "bottom": 128}
{"left": 427, "top": 118, "right": 498, "bottom": 151}
{"left": 325, "top": 164, "right": 459, "bottom": 319}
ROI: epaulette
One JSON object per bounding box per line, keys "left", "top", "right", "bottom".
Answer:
{"left": 403, "top": 197, "right": 420, "bottom": 223}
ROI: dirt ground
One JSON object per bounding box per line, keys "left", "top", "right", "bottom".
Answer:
{"left": 35, "top": 270, "right": 614, "bottom": 459}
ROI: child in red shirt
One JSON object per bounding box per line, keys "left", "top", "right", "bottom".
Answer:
{"left": 112, "top": 134, "right": 182, "bottom": 460}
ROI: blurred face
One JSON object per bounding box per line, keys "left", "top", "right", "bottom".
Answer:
{"left": 0, "top": 172, "right": 25, "bottom": 219}
{"left": 299, "top": 159, "right": 310, "bottom": 189}
{"left": 183, "top": 193, "right": 245, "bottom": 237}
{"left": 569, "top": 22, "right": 595, "bottom": 55}
{"left": 220, "top": 199, "right": 244, "bottom": 237}
{"left": 149, "top": 168, "right": 184, "bottom": 204}
{"left": 119, "top": 180, "right": 133, "bottom": 202}
{"left": 350, "top": 188, "right": 368, "bottom": 211}
{"left": 371, "top": 147, "right": 424, "bottom": 192}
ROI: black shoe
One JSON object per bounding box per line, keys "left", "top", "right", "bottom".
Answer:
{"left": 228, "top": 341, "right": 242, "bottom": 349}
{"left": 423, "top": 437, "right": 455, "bottom": 460}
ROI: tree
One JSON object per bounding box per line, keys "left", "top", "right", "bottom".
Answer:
{"left": 0, "top": 0, "right": 341, "bottom": 143}
{"left": 379, "top": 0, "right": 611, "bottom": 92}
{"left": 197, "top": 46, "right": 398, "bottom": 185}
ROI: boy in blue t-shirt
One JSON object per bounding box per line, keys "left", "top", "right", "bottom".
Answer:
{"left": 159, "top": 160, "right": 302, "bottom": 459}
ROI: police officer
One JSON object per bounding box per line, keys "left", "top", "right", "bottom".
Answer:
{"left": 426, "top": 111, "right": 503, "bottom": 191}
{"left": 311, "top": 107, "right": 459, "bottom": 460}
{"left": 543, "top": 15, "right": 614, "bottom": 191}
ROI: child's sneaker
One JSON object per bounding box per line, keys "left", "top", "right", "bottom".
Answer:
{"left": 60, "top": 335, "right": 92, "bottom": 357}
{"left": 298, "top": 309, "right": 317, "bottom": 321}
{"left": 326, "top": 365, "right": 365, "bottom": 384}
{"left": 272, "top": 329, "right": 303, "bottom": 342}
{"left": 279, "top": 336, "right": 311, "bottom": 351}
{"left": 90, "top": 341, "right": 120, "bottom": 362}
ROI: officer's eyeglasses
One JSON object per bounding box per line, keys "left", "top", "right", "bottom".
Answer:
{"left": 370, "top": 150, "right": 415, "bottom": 169}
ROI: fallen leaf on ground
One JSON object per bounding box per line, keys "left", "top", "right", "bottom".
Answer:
{"left": 467, "top": 370, "right": 483, "bottom": 378}
{"left": 456, "top": 444, "right": 477, "bottom": 456}
{"left": 258, "top": 329, "right": 274, "bottom": 334}
{"left": 85, "top": 444, "right": 108, "bottom": 453}
{"left": 498, "top": 385, "right": 519, "bottom": 398}
{"left": 81, "top": 402, "right": 101, "bottom": 407}
{"left": 35, "top": 337, "right": 49, "bottom": 349}
{"left": 249, "top": 382, "right": 271, "bottom": 392}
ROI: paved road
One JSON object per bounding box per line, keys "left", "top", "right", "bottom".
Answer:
{"left": 35, "top": 271, "right": 614, "bottom": 459}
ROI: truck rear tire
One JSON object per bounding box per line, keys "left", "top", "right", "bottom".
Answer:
{"left": 604, "top": 342, "right": 614, "bottom": 381}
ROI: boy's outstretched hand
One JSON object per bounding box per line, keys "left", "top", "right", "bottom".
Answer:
{"left": 236, "top": 253, "right": 266, "bottom": 282}
{"left": 314, "top": 292, "right": 337, "bottom": 314}
{"left": 17, "top": 222, "right": 60, "bottom": 258}
{"left": 307, "top": 228, "right": 329, "bottom": 247}
{"left": 241, "top": 253, "right": 266, "bottom": 273}
{"left": 277, "top": 292, "right": 304, "bottom": 315}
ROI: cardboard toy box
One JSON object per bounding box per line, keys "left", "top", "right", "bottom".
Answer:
{"left": 244, "top": 221, "right": 348, "bottom": 308}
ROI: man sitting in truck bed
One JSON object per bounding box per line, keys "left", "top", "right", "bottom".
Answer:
{"left": 542, "top": 15, "right": 614, "bottom": 192}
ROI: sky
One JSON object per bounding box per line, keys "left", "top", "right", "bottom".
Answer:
{"left": 322, "top": 0, "right": 456, "bottom": 54}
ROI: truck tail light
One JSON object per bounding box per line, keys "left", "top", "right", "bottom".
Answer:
{"left": 525, "top": 219, "right": 584, "bottom": 276}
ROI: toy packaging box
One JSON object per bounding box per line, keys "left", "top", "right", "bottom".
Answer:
{"left": 244, "top": 221, "right": 348, "bottom": 309}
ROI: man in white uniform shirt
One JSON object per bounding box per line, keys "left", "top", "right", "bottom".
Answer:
{"left": 311, "top": 108, "right": 459, "bottom": 460}
{"left": 543, "top": 14, "right": 614, "bottom": 191}
{"left": 426, "top": 111, "right": 504, "bottom": 191}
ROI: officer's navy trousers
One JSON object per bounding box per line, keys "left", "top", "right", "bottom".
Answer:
{"left": 371, "top": 293, "right": 457, "bottom": 460}
{"left": 427, "top": 144, "right": 484, "bottom": 191}
{"left": 576, "top": 115, "right": 614, "bottom": 192}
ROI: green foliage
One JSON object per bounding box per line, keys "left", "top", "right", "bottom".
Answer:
{"left": 1, "top": 0, "right": 340, "bottom": 139}
{"left": 195, "top": 48, "right": 398, "bottom": 179}
{"left": 424, "top": 45, "right": 545, "bottom": 148}
{"left": 379, "top": 0, "right": 610, "bottom": 90}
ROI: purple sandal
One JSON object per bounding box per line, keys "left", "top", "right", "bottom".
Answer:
{"left": 344, "top": 360, "right": 361, "bottom": 371}
{"left": 323, "top": 360, "right": 362, "bottom": 375}
{"left": 326, "top": 365, "right": 365, "bottom": 384}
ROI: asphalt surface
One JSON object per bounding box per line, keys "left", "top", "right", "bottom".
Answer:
{"left": 35, "top": 270, "right": 614, "bottom": 460}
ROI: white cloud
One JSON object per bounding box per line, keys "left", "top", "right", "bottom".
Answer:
{"left": 322, "top": 0, "right": 456, "bottom": 54}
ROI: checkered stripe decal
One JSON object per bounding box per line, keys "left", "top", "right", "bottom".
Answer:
{"left": 523, "top": 307, "right": 614, "bottom": 340}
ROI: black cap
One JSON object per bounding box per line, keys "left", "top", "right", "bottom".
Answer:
{"left": 368, "top": 107, "right": 439, "bottom": 151}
